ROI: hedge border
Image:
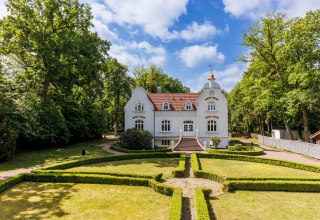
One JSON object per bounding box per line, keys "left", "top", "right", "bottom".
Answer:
{"left": 110, "top": 145, "right": 171, "bottom": 153}
{"left": 0, "top": 174, "right": 25, "bottom": 193}
{"left": 198, "top": 152, "right": 320, "bottom": 173}
{"left": 195, "top": 188, "right": 212, "bottom": 220}
{"left": 172, "top": 154, "right": 186, "bottom": 177}
{"left": 207, "top": 147, "right": 264, "bottom": 156}
{"left": 225, "top": 180, "right": 320, "bottom": 192}
{"left": 32, "top": 169, "right": 163, "bottom": 181}
{"left": 41, "top": 153, "right": 180, "bottom": 170}
{"left": 169, "top": 188, "right": 183, "bottom": 220}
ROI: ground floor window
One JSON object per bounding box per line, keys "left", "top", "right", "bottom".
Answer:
{"left": 135, "top": 120, "right": 144, "bottom": 130}
{"left": 161, "top": 139, "right": 170, "bottom": 146}
{"left": 208, "top": 120, "right": 217, "bottom": 132}
{"left": 183, "top": 120, "right": 194, "bottom": 132}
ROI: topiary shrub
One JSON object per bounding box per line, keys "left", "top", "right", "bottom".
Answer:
{"left": 0, "top": 120, "right": 18, "bottom": 161}
{"left": 210, "top": 136, "right": 221, "bottom": 148}
{"left": 119, "top": 128, "right": 152, "bottom": 150}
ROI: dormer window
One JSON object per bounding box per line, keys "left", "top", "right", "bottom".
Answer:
{"left": 162, "top": 102, "right": 170, "bottom": 110}
{"left": 135, "top": 102, "right": 144, "bottom": 112}
{"left": 208, "top": 102, "right": 216, "bottom": 111}
{"left": 185, "top": 102, "right": 192, "bottom": 110}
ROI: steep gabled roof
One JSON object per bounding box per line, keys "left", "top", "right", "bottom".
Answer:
{"left": 147, "top": 93, "right": 201, "bottom": 111}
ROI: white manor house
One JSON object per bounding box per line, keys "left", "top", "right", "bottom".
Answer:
{"left": 124, "top": 72, "right": 228, "bottom": 150}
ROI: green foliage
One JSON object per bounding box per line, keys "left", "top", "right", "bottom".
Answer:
{"left": 110, "top": 142, "right": 171, "bottom": 153}
{"left": 228, "top": 144, "right": 254, "bottom": 151}
{"left": 119, "top": 128, "right": 153, "bottom": 150}
{"left": 149, "top": 179, "right": 175, "bottom": 196}
{"left": 207, "top": 147, "right": 264, "bottom": 156}
{"left": 169, "top": 188, "right": 183, "bottom": 220}
{"left": 225, "top": 180, "right": 320, "bottom": 192}
{"left": 172, "top": 154, "right": 186, "bottom": 177}
{"left": 133, "top": 65, "right": 190, "bottom": 93}
{"left": 210, "top": 136, "right": 221, "bottom": 148}
{"left": 0, "top": 174, "right": 25, "bottom": 193}
{"left": 0, "top": 120, "right": 18, "bottom": 161}
{"left": 195, "top": 188, "right": 211, "bottom": 220}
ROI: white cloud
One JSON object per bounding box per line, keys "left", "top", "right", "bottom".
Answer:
{"left": 92, "top": 19, "right": 118, "bottom": 40}
{"left": 110, "top": 41, "right": 167, "bottom": 71}
{"left": 178, "top": 44, "right": 225, "bottom": 68}
{"left": 0, "top": 0, "right": 8, "bottom": 18}
{"left": 223, "top": 0, "right": 320, "bottom": 19}
{"left": 186, "top": 62, "right": 248, "bottom": 92}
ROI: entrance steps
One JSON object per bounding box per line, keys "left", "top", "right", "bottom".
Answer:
{"left": 174, "top": 137, "right": 204, "bottom": 151}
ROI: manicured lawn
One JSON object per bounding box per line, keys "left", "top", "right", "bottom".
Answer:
{"left": 1, "top": 182, "right": 171, "bottom": 220}
{"left": 67, "top": 158, "right": 179, "bottom": 178}
{"left": 0, "top": 139, "right": 111, "bottom": 174}
{"left": 210, "top": 191, "right": 320, "bottom": 220}
{"left": 200, "top": 158, "right": 320, "bottom": 178}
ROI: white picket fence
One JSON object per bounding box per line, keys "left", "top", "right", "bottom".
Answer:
{"left": 258, "top": 135, "right": 320, "bottom": 159}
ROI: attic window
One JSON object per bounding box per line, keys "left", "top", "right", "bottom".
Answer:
{"left": 162, "top": 102, "right": 170, "bottom": 110}
{"left": 185, "top": 102, "right": 192, "bottom": 110}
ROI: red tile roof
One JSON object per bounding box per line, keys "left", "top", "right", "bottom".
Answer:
{"left": 147, "top": 93, "right": 201, "bottom": 111}
{"left": 310, "top": 131, "right": 320, "bottom": 139}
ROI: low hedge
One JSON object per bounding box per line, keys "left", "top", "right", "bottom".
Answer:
{"left": 207, "top": 147, "right": 264, "bottom": 156}
{"left": 191, "top": 153, "right": 200, "bottom": 172}
{"left": 225, "top": 180, "right": 320, "bottom": 192}
{"left": 195, "top": 188, "right": 211, "bottom": 220}
{"left": 0, "top": 174, "right": 25, "bottom": 193}
{"left": 198, "top": 153, "right": 320, "bottom": 173}
{"left": 169, "top": 188, "right": 183, "bottom": 220}
{"left": 110, "top": 144, "right": 172, "bottom": 153}
{"left": 41, "top": 153, "right": 180, "bottom": 170}
{"left": 172, "top": 154, "right": 186, "bottom": 177}
{"left": 149, "top": 179, "right": 175, "bottom": 196}
{"left": 32, "top": 169, "right": 163, "bottom": 181}
{"left": 227, "top": 177, "right": 320, "bottom": 181}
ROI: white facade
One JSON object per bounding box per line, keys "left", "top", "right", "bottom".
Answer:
{"left": 124, "top": 75, "right": 229, "bottom": 148}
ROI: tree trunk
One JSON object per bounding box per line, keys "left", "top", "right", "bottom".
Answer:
{"left": 261, "top": 118, "right": 265, "bottom": 136}
{"left": 284, "top": 121, "right": 293, "bottom": 140}
{"left": 301, "top": 105, "right": 311, "bottom": 142}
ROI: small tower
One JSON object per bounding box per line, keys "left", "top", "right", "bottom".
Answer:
{"left": 208, "top": 64, "right": 215, "bottom": 88}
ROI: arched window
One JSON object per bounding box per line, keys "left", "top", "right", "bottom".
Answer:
{"left": 185, "top": 102, "right": 192, "bottom": 110}
{"left": 207, "top": 120, "right": 217, "bottom": 132}
{"left": 208, "top": 102, "right": 216, "bottom": 111}
{"left": 135, "top": 102, "right": 144, "bottom": 112}
{"left": 135, "top": 120, "right": 144, "bottom": 130}
{"left": 161, "top": 120, "right": 171, "bottom": 131}
{"left": 162, "top": 102, "right": 170, "bottom": 110}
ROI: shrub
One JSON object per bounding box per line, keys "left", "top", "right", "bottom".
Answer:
{"left": 225, "top": 180, "right": 320, "bottom": 192}
{"left": 119, "top": 128, "right": 153, "bottom": 150}
{"left": 0, "top": 120, "right": 18, "bottom": 161}
{"left": 172, "top": 154, "right": 186, "bottom": 177}
{"left": 110, "top": 143, "right": 171, "bottom": 153}
{"left": 195, "top": 188, "right": 211, "bottom": 220}
{"left": 210, "top": 136, "right": 221, "bottom": 148}
{"left": 149, "top": 179, "right": 175, "bottom": 196}
{"left": 169, "top": 188, "right": 183, "bottom": 220}
{"left": 228, "top": 144, "right": 253, "bottom": 151}
{"left": 0, "top": 174, "right": 25, "bottom": 193}
{"left": 208, "top": 147, "right": 263, "bottom": 156}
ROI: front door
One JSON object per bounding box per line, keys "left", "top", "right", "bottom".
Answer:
{"left": 183, "top": 120, "right": 194, "bottom": 136}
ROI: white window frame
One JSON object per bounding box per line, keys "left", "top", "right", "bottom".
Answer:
{"left": 135, "top": 102, "right": 144, "bottom": 112}
{"left": 161, "top": 120, "right": 171, "bottom": 132}
{"left": 207, "top": 120, "right": 217, "bottom": 132}
{"left": 162, "top": 102, "right": 170, "bottom": 110}
{"left": 135, "top": 120, "right": 144, "bottom": 130}
{"left": 185, "top": 102, "right": 192, "bottom": 110}
{"left": 208, "top": 102, "right": 216, "bottom": 111}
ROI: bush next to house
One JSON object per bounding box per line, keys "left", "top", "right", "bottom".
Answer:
{"left": 119, "top": 128, "right": 153, "bottom": 150}
{"left": 210, "top": 136, "right": 221, "bottom": 148}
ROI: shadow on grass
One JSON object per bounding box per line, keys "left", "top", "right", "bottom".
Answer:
{"left": 207, "top": 196, "right": 218, "bottom": 220}
{"left": 1, "top": 182, "right": 78, "bottom": 220}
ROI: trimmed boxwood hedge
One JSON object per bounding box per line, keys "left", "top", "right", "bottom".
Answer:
{"left": 172, "top": 154, "right": 186, "bottom": 177}
{"left": 0, "top": 174, "right": 25, "bottom": 193}
{"left": 207, "top": 147, "right": 264, "bottom": 156}
{"left": 32, "top": 170, "right": 163, "bottom": 181}
{"left": 110, "top": 145, "right": 171, "bottom": 153}
{"left": 195, "top": 188, "right": 211, "bottom": 220}
{"left": 225, "top": 180, "right": 320, "bottom": 192}
{"left": 169, "top": 188, "right": 183, "bottom": 220}
{"left": 41, "top": 153, "right": 180, "bottom": 170}
{"left": 198, "top": 152, "right": 320, "bottom": 173}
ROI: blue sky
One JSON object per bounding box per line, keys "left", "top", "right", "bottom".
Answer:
{"left": 1, "top": 0, "right": 320, "bottom": 92}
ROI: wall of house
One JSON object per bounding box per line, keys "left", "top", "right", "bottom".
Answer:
{"left": 124, "top": 87, "right": 154, "bottom": 134}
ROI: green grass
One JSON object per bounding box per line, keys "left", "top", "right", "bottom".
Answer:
{"left": 230, "top": 137, "right": 258, "bottom": 144}
{"left": 210, "top": 191, "right": 320, "bottom": 220}
{"left": 0, "top": 182, "right": 171, "bottom": 220}
{"left": 200, "top": 158, "right": 320, "bottom": 178}
{"left": 0, "top": 139, "right": 111, "bottom": 174}
{"left": 66, "top": 158, "right": 179, "bottom": 178}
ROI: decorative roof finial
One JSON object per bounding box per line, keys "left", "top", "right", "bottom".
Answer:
{"left": 208, "top": 64, "right": 215, "bottom": 80}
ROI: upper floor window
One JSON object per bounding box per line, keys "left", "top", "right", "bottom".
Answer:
{"left": 185, "top": 102, "right": 192, "bottom": 110}
{"left": 135, "top": 120, "right": 144, "bottom": 130}
{"left": 135, "top": 102, "right": 144, "bottom": 112}
{"left": 161, "top": 120, "right": 171, "bottom": 131}
{"left": 162, "top": 102, "right": 170, "bottom": 110}
{"left": 207, "top": 120, "right": 217, "bottom": 132}
{"left": 208, "top": 102, "right": 216, "bottom": 111}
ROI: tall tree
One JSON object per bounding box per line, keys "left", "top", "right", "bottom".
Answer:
{"left": 133, "top": 65, "right": 190, "bottom": 93}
